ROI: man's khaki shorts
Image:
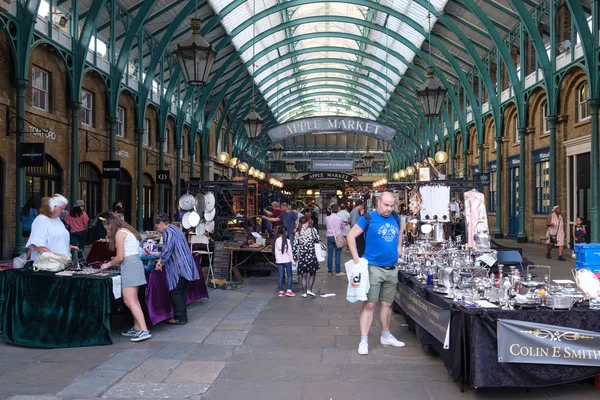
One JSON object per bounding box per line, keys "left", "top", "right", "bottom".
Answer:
{"left": 366, "top": 264, "right": 398, "bottom": 303}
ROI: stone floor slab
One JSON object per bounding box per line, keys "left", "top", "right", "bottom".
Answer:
{"left": 219, "top": 362, "right": 337, "bottom": 382}
{"left": 122, "top": 359, "right": 181, "bottom": 383}
{"left": 203, "top": 330, "right": 248, "bottom": 346}
{"left": 322, "top": 348, "right": 351, "bottom": 364}
{"left": 244, "top": 347, "right": 323, "bottom": 363}
{"left": 184, "top": 344, "right": 236, "bottom": 362}
{"left": 164, "top": 361, "right": 226, "bottom": 384}
{"left": 56, "top": 368, "right": 127, "bottom": 398}
{"left": 303, "top": 380, "right": 430, "bottom": 400}
{"left": 101, "top": 382, "right": 210, "bottom": 398}
{"left": 96, "top": 348, "right": 157, "bottom": 371}
{"left": 202, "top": 379, "right": 302, "bottom": 400}
{"left": 243, "top": 334, "right": 278, "bottom": 347}
{"left": 150, "top": 342, "right": 200, "bottom": 361}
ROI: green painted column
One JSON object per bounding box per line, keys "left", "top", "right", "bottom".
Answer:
{"left": 70, "top": 101, "right": 81, "bottom": 206}
{"left": 13, "top": 79, "right": 27, "bottom": 256}
{"left": 547, "top": 115, "right": 557, "bottom": 207}
{"left": 158, "top": 137, "right": 165, "bottom": 213}
{"left": 175, "top": 144, "right": 182, "bottom": 201}
{"left": 107, "top": 116, "right": 118, "bottom": 207}
{"left": 589, "top": 99, "right": 600, "bottom": 242}
{"left": 462, "top": 149, "right": 468, "bottom": 180}
{"left": 494, "top": 135, "right": 503, "bottom": 239}
{"left": 136, "top": 129, "right": 144, "bottom": 232}
{"left": 517, "top": 127, "right": 527, "bottom": 243}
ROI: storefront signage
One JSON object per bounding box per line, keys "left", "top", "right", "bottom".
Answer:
{"left": 478, "top": 172, "right": 490, "bottom": 185}
{"left": 116, "top": 149, "right": 129, "bottom": 159}
{"left": 267, "top": 117, "right": 397, "bottom": 143}
{"left": 21, "top": 143, "right": 45, "bottom": 167}
{"left": 533, "top": 147, "right": 550, "bottom": 163}
{"left": 301, "top": 172, "right": 354, "bottom": 181}
{"left": 311, "top": 160, "right": 354, "bottom": 172}
{"left": 497, "top": 319, "right": 600, "bottom": 367}
{"left": 102, "top": 160, "right": 121, "bottom": 179}
{"left": 157, "top": 170, "right": 170, "bottom": 184}
{"left": 508, "top": 155, "right": 520, "bottom": 167}
{"left": 189, "top": 177, "right": 201, "bottom": 187}
{"left": 487, "top": 162, "right": 497, "bottom": 171}
{"left": 396, "top": 283, "right": 451, "bottom": 349}
{"left": 320, "top": 187, "right": 337, "bottom": 197}
{"left": 29, "top": 125, "right": 56, "bottom": 140}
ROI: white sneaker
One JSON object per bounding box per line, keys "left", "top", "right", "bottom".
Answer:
{"left": 307, "top": 290, "right": 317, "bottom": 297}
{"left": 358, "top": 341, "right": 369, "bottom": 355}
{"left": 380, "top": 335, "right": 405, "bottom": 348}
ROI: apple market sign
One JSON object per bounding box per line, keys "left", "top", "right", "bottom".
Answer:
{"left": 266, "top": 117, "right": 396, "bottom": 142}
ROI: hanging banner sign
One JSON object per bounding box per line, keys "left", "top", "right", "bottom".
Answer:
{"left": 311, "top": 160, "right": 354, "bottom": 172}
{"left": 102, "top": 160, "right": 121, "bottom": 179}
{"left": 479, "top": 173, "right": 490, "bottom": 186}
{"left": 396, "top": 282, "right": 451, "bottom": 349}
{"left": 188, "top": 177, "right": 201, "bottom": 187}
{"left": 266, "top": 117, "right": 397, "bottom": 142}
{"left": 497, "top": 319, "right": 600, "bottom": 367}
{"left": 157, "top": 170, "right": 170, "bottom": 184}
{"left": 320, "top": 187, "right": 337, "bottom": 197}
{"left": 301, "top": 172, "right": 354, "bottom": 181}
{"left": 21, "top": 143, "right": 45, "bottom": 167}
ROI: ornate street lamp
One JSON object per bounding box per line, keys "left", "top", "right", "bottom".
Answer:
{"left": 175, "top": 19, "right": 216, "bottom": 87}
{"left": 417, "top": 68, "right": 447, "bottom": 118}
{"left": 243, "top": 104, "right": 263, "bottom": 139}
{"left": 355, "top": 163, "right": 365, "bottom": 176}
{"left": 285, "top": 160, "right": 295, "bottom": 173}
{"left": 217, "top": 152, "right": 231, "bottom": 164}
{"left": 434, "top": 150, "right": 449, "bottom": 164}
{"left": 271, "top": 143, "right": 285, "bottom": 161}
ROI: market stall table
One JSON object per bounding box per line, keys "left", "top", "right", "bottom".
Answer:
{"left": 396, "top": 271, "right": 600, "bottom": 390}
{"left": 142, "top": 254, "right": 209, "bottom": 325}
{"left": 0, "top": 265, "right": 116, "bottom": 348}
{"left": 223, "top": 244, "right": 275, "bottom": 281}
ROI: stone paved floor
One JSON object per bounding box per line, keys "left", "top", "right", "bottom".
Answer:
{"left": 1, "top": 247, "right": 599, "bottom": 399}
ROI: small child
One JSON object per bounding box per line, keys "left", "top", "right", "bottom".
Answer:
{"left": 573, "top": 216, "right": 587, "bottom": 244}
{"left": 274, "top": 226, "right": 296, "bottom": 297}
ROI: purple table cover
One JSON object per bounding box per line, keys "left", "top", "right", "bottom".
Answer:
{"left": 144, "top": 254, "right": 209, "bottom": 325}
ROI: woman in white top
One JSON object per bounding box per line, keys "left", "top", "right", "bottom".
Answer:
{"left": 101, "top": 214, "right": 151, "bottom": 342}
{"left": 26, "top": 194, "right": 78, "bottom": 260}
{"left": 274, "top": 226, "right": 296, "bottom": 297}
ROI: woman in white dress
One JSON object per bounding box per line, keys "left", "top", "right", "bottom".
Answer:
{"left": 26, "top": 194, "right": 77, "bottom": 260}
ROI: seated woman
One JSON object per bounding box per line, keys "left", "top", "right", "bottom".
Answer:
{"left": 26, "top": 194, "right": 78, "bottom": 260}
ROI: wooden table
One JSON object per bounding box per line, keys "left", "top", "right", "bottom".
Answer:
{"left": 223, "top": 245, "right": 275, "bottom": 281}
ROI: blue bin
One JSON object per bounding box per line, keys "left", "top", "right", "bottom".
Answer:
{"left": 574, "top": 243, "right": 600, "bottom": 264}
{"left": 575, "top": 261, "right": 600, "bottom": 273}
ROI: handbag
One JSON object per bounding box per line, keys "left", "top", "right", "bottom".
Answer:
{"left": 549, "top": 235, "right": 557, "bottom": 244}
{"left": 313, "top": 229, "right": 326, "bottom": 262}
{"left": 33, "top": 252, "right": 70, "bottom": 272}
{"left": 335, "top": 234, "right": 346, "bottom": 249}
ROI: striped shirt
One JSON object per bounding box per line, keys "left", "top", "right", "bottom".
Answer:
{"left": 161, "top": 225, "right": 200, "bottom": 291}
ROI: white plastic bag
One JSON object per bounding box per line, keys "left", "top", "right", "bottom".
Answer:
{"left": 315, "top": 242, "right": 326, "bottom": 262}
{"left": 345, "top": 258, "right": 370, "bottom": 303}
{"left": 13, "top": 254, "right": 28, "bottom": 269}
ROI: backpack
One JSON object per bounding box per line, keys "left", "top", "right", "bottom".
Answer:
{"left": 363, "top": 211, "right": 402, "bottom": 239}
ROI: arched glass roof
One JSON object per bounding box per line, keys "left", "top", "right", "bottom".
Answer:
{"left": 208, "top": 0, "right": 448, "bottom": 121}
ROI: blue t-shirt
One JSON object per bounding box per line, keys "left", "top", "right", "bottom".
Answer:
{"left": 279, "top": 211, "right": 297, "bottom": 233}
{"left": 357, "top": 211, "right": 400, "bottom": 267}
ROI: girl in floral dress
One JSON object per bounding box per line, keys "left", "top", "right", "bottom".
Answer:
{"left": 294, "top": 216, "right": 320, "bottom": 298}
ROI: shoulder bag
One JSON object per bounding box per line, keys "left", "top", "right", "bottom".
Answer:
{"left": 313, "top": 229, "right": 326, "bottom": 262}
{"left": 33, "top": 252, "right": 70, "bottom": 272}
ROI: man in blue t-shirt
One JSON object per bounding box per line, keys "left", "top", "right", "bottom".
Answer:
{"left": 262, "top": 203, "right": 297, "bottom": 247}
{"left": 347, "top": 191, "right": 405, "bottom": 356}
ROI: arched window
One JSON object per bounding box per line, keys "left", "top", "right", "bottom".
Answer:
{"left": 116, "top": 168, "right": 132, "bottom": 222}
{"left": 143, "top": 173, "right": 155, "bottom": 230}
{"left": 26, "top": 154, "right": 62, "bottom": 200}
{"left": 578, "top": 82, "right": 590, "bottom": 121}
{"left": 79, "top": 162, "right": 102, "bottom": 218}
{"left": 163, "top": 179, "right": 173, "bottom": 217}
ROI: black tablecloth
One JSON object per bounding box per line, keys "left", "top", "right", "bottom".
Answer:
{"left": 397, "top": 271, "right": 600, "bottom": 389}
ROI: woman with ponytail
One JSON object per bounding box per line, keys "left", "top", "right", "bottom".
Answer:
{"left": 274, "top": 226, "right": 296, "bottom": 297}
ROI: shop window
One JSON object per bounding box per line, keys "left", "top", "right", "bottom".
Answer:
{"left": 25, "top": 155, "right": 62, "bottom": 200}
{"left": 78, "top": 162, "right": 102, "bottom": 219}
{"left": 578, "top": 82, "right": 590, "bottom": 121}
{"left": 541, "top": 100, "right": 549, "bottom": 133}
{"left": 488, "top": 170, "right": 497, "bottom": 212}
{"left": 144, "top": 118, "right": 150, "bottom": 147}
{"left": 81, "top": 90, "right": 93, "bottom": 126}
{"left": 32, "top": 66, "right": 49, "bottom": 111}
{"left": 534, "top": 160, "right": 551, "bottom": 214}
{"left": 117, "top": 106, "right": 125, "bottom": 137}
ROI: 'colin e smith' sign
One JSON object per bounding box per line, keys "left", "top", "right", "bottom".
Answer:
{"left": 266, "top": 117, "right": 397, "bottom": 143}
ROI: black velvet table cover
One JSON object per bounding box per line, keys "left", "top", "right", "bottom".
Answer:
{"left": 0, "top": 266, "right": 114, "bottom": 348}
{"left": 397, "top": 271, "right": 600, "bottom": 389}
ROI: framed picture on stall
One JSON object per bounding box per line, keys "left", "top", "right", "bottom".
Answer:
{"left": 418, "top": 166, "right": 431, "bottom": 182}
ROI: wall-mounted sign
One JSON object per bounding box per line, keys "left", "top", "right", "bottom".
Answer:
{"left": 29, "top": 125, "right": 56, "bottom": 141}
{"left": 116, "top": 149, "right": 130, "bottom": 159}
{"left": 508, "top": 155, "right": 520, "bottom": 167}
{"left": 21, "top": 143, "right": 45, "bottom": 167}
{"left": 418, "top": 166, "right": 431, "bottom": 182}
{"left": 320, "top": 187, "right": 337, "bottom": 197}
{"left": 102, "top": 160, "right": 121, "bottom": 179}
{"left": 189, "top": 177, "right": 201, "bottom": 187}
{"left": 157, "top": 170, "right": 170, "bottom": 184}
{"left": 533, "top": 146, "right": 550, "bottom": 163}
{"left": 267, "top": 117, "right": 397, "bottom": 143}
{"left": 301, "top": 172, "right": 354, "bottom": 181}
{"left": 479, "top": 172, "right": 490, "bottom": 186}
{"left": 311, "top": 160, "right": 354, "bottom": 172}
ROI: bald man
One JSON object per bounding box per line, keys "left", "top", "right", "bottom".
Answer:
{"left": 347, "top": 191, "right": 405, "bottom": 355}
